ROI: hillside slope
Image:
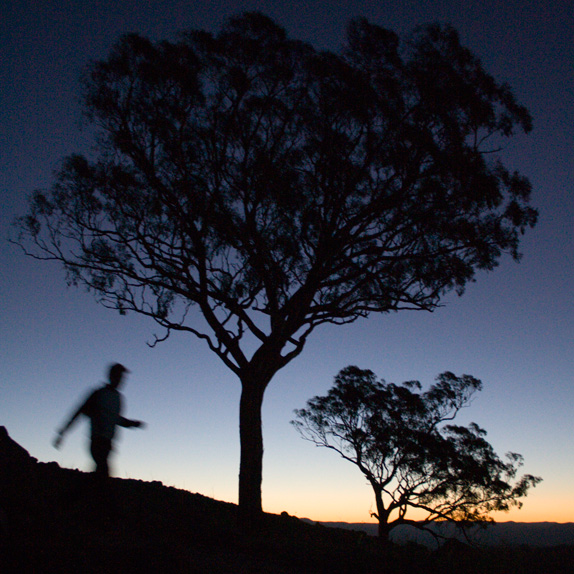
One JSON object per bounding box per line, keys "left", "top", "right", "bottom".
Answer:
{"left": 1, "top": 426, "right": 572, "bottom": 573}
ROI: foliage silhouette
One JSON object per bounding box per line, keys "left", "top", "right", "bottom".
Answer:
{"left": 13, "top": 12, "right": 537, "bottom": 525}
{"left": 292, "top": 366, "right": 542, "bottom": 543}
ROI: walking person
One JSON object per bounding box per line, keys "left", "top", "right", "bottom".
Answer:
{"left": 53, "top": 363, "right": 145, "bottom": 478}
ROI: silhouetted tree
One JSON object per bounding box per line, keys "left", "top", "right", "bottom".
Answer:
{"left": 13, "top": 13, "right": 537, "bottom": 526}
{"left": 292, "top": 366, "right": 541, "bottom": 542}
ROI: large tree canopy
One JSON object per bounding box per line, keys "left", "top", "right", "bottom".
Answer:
{"left": 292, "top": 367, "right": 541, "bottom": 542}
{"left": 14, "top": 12, "right": 537, "bottom": 524}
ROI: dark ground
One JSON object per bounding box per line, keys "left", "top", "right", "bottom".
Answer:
{"left": 1, "top": 426, "right": 572, "bottom": 573}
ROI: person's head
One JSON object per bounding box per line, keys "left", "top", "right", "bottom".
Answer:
{"left": 108, "top": 363, "right": 129, "bottom": 388}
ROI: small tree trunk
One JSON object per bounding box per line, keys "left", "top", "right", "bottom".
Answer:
{"left": 237, "top": 376, "right": 266, "bottom": 529}
{"left": 377, "top": 520, "right": 392, "bottom": 544}
{"left": 373, "top": 486, "right": 392, "bottom": 544}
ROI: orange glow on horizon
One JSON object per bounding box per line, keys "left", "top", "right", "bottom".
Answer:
{"left": 261, "top": 489, "right": 573, "bottom": 525}
{"left": 163, "top": 464, "right": 571, "bottom": 525}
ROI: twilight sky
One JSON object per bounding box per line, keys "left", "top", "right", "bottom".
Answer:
{"left": 2, "top": 0, "right": 573, "bottom": 524}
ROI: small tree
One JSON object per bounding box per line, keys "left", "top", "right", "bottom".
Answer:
{"left": 292, "top": 366, "right": 541, "bottom": 542}
{"left": 13, "top": 13, "right": 537, "bottom": 526}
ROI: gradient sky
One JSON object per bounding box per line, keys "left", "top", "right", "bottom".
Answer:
{"left": 2, "top": 0, "right": 573, "bottom": 524}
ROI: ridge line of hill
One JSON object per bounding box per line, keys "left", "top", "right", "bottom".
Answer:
{"left": 1, "top": 426, "right": 573, "bottom": 573}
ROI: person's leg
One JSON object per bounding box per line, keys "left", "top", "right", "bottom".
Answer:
{"left": 89, "top": 436, "right": 117, "bottom": 526}
{"left": 90, "top": 436, "right": 112, "bottom": 478}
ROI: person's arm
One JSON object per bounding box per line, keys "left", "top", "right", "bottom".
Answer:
{"left": 53, "top": 391, "right": 95, "bottom": 448}
{"left": 118, "top": 417, "right": 145, "bottom": 429}
{"left": 117, "top": 393, "right": 145, "bottom": 429}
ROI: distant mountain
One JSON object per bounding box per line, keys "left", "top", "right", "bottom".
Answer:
{"left": 306, "top": 520, "right": 574, "bottom": 548}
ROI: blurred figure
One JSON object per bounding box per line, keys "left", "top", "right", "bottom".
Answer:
{"left": 53, "top": 363, "right": 145, "bottom": 477}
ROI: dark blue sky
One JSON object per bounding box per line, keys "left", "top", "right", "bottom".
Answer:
{"left": 1, "top": 0, "right": 573, "bottom": 522}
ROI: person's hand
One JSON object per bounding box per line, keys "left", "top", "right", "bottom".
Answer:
{"left": 133, "top": 420, "right": 146, "bottom": 429}
{"left": 53, "top": 432, "right": 63, "bottom": 449}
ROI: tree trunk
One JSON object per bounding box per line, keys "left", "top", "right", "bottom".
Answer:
{"left": 237, "top": 375, "right": 267, "bottom": 529}
{"left": 236, "top": 342, "right": 295, "bottom": 530}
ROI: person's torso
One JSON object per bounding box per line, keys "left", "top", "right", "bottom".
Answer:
{"left": 88, "top": 386, "right": 122, "bottom": 439}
